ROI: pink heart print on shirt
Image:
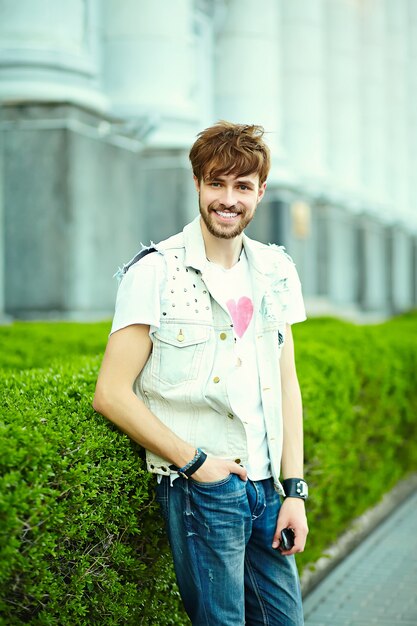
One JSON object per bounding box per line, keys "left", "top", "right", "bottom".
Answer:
{"left": 226, "top": 297, "right": 254, "bottom": 338}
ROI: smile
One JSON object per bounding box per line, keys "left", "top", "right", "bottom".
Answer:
{"left": 215, "top": 211, "right": 238, "bottom": 219}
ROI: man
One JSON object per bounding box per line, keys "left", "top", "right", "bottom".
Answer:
{"left": 93, "top": 121, "right": 308, "bottom": 626}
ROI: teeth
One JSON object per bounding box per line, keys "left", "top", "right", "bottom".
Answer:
{"left": 216, "top": 211, "right": 238, "bottom": 218}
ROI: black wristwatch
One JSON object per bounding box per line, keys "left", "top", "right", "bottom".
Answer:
{"left": 283, "top": 478, "right": 308, "bottom": 500}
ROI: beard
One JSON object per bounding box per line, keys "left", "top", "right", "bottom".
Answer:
{"left": 199, "top": 199, "right": 255, "bottom": 239}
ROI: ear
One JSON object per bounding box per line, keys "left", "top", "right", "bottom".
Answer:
{"left": 193, "top": 175, "right": 200, "bottom": 192}
{"left": 257, "top": 182, "right": 267, "bottom": 203}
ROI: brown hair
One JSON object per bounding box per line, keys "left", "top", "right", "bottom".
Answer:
{"left": 189, "top": 120, "right": 271, "bottom": 185}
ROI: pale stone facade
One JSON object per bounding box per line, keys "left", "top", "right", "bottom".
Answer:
{"left": 0, "top": 0, "right": 416, "bottom": 319}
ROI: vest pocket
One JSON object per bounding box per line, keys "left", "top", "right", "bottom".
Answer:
{"left": 152, "top": 323, "right": 210, "bottom": 385}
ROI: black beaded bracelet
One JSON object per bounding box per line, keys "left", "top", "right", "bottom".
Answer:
{"left": 170, "top": 448, "right": 207, "bottom": 479}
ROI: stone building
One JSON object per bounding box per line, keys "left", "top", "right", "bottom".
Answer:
{"left": 0, "top": 0, "right": 416, "bottom": 320}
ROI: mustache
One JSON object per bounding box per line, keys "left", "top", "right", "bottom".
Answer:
{"left": 208, "top": 201, "right": 243, "bottom": 213}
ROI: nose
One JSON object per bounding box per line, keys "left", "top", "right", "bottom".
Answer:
{"left": 221, "top": 186, "right": 237, "bottom": 208}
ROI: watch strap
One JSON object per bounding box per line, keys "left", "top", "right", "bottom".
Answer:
{"left": 283, "top": 478, "right": 308, "bottom": 500}
{"left": 170, "top": 448, "right": 207, "bottom": 479}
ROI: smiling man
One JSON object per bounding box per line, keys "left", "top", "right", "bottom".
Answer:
{"left": 93, "top": 121, "right": 308, "bottom": 626}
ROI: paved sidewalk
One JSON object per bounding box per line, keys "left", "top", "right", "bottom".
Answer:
{"left": 303, "top": 490, "right": 417, "bottom": 626}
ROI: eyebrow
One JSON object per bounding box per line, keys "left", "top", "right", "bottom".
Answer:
{"left": 235, "top": 179, "right": 255, "bottom": 186}
{"left": 207, "top": 176, "right": 255, "bottom": 187}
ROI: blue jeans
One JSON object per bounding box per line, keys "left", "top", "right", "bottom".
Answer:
{"left": 155, "top": 474, "right": 304, "bottom": 626}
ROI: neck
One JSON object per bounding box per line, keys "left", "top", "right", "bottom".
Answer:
{"left": 200, "top": 218, "right": 243, "bottom": 269}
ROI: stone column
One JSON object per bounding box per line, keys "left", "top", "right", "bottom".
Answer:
{"left": 357, "top": 217, "right": 389, "bottom": 314}
{"left": 408, "top": 0, "right": 417, "bottom": 233}
{"left": 213, "top": 0, "right": 286, "bottom": 182}
{"left": 384, "top": 0, "right": 409, "bottom": 219}
{"left": 354, "top": 0, "right": 390, "bottom": 313}
{"left": 318, "top": 0, "right": 362, "bottom": 315}
{"left": 190, "top": 2, "right": 215, "bottom": 131}
{"left": 325, "top": 0, "right": 361, "bottom": 196}
{"left": 0, "top": 0, "right": 106, "bottom": 111}
{"left": 280, "top": 0, "right": 328, "bottom": 186}
{"left": 278, "top": 0, "right": 328, "bottom": 305}
{"left": 0, "top": 127, "right": 8, "bottom": 322}
{"left": 413, "top": 237, "right": 417, "bottom": 306}
{"left": 102, "top": 0, "right": 197, "bottom": 147}
{"left": 359, "top": 0, "right": 388, "bottom": 209}
{"left": 384, "top": 1, "right": 413, "bottom": 312}
{"left": 388, "top": 227, "right": 414, "bottom": 313}
{"left": 316, "top": 204, "right": 359, "bottom": 312}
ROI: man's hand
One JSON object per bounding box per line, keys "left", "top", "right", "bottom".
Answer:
{"left": 191, "top": 456, "right": 248, "bottom": 484}
{"left": 272, "top": 497, "right": 308, "bottom": 555}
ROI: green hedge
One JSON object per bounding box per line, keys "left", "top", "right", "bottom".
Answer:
{"left": 0, "top": 315, "right": 416, "bottom": 624}
{"left": 0, "top": 321, "right": 111, "bottom": 371}
{"left": 0, "top": 360, "right": 184, "bottom": 625}
{"left": 296, "top": 315, "right": 417, "bottom": 566}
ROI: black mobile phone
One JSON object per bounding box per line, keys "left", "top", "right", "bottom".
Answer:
{"left": 280, "top": 528, "right": 295, "bottom": 551}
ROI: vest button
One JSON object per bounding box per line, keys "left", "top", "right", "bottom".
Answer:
{"left": 227, "top": 412, "right": 234, "bottom": 419}
{"left": 234, "top": 458, "right": 241, "bottom": 464}
{"left": 213, "top": 376, "right": 220, "bottom": 383}
{"left": 219, "top": 332, "right": 227, "bottom": 340}
{"left": 177, "top": 331, "right": 184, "bottom": 342}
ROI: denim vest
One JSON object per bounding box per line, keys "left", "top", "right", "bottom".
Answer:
{"left": 132, "top": 217, "right": 298, "bottom": 494}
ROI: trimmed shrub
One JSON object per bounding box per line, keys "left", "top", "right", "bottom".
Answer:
{"left": 0, "top": 313, "right": 416, "bottom": 623}
{"left": 0, "top": 321, "right": 110, "bottom": 371}
{"left": 294, "top": 314, "right": 417, "bottom": 567}
{"left": 0, "top": 360, "right": 184, "bottom": 625}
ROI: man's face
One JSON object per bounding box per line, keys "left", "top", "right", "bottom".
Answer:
{"left": 195, "top": 172, "right": 266, "bottom": 240}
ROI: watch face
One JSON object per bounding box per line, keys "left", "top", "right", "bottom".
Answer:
{"left": 297, "top": 480, "right": 308, "bottom": 498}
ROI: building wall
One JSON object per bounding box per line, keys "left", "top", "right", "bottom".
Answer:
{"left": 0, "top": 0, "right": 416, "bottom": 319}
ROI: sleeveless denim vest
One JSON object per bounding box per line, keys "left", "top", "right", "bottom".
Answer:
{"left": 128, "top": 217, "right": 298, "bottom": 494}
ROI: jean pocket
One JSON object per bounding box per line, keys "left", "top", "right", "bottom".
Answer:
{"left": 189, "top": 473, "right": 234, "bottom": 488}
{"left": 188, "top": 474, "right": 247, "bottom": 516}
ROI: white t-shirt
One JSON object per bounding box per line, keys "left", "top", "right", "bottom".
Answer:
{"left": 204, "top": 251, "right": 271, "bottom": 480}
{"left": 111, "top": 252, "right": 163, "bottom": 335}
